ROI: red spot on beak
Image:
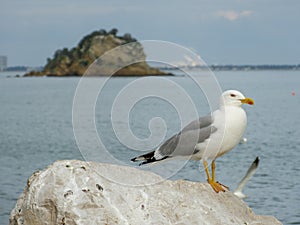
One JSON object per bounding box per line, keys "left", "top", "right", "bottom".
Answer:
{"left": 241, "top": 97, "right": 254, "bottom": 105}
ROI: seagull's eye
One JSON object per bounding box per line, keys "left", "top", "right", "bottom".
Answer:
{"left": 230, "top": 94, "right": 236, "bottom": 97}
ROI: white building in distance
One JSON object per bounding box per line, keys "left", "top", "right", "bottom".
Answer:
{"left": 0, "top": 56, "right": 8, "bottom": 71}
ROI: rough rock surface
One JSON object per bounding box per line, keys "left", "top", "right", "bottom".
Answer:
{"left": 9, "top": 160, "right": 282, "bottom": 225}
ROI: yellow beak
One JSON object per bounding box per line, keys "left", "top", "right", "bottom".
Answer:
{"left": 240, "top": 97, "right": 254, "bottom": 105}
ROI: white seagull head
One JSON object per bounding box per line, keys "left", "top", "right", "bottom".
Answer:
{"left": 220, "top": 90, "right": 254, "bottom": 107}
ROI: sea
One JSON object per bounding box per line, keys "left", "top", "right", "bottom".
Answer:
{"left": 0, "top": 70, "right": 299, "bottom": 225}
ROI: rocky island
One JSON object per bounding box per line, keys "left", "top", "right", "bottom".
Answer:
{"left": 25, "top": 29, "right": 168, "bottom": 77}
{"left": 9, "top": 160, "right": 282, "bottom": 225}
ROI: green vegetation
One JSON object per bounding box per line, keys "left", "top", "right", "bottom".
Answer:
{"left": 25, "top": 28, "right": 166, "bottom": 76}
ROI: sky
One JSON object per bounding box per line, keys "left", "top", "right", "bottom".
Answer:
{"left": 1, "top": 0, "right": 300, "bottom": 67}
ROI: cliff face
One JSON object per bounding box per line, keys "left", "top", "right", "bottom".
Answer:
{"left": 25, "top": 29, "right": 167, "bottom": 76}
{"left": 9, "top": 160, "right": 282, "bottom": 225}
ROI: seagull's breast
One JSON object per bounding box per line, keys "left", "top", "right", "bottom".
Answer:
{"left": 193, "top": 107, "right": 247, "bottom": 160}
{"left": 217, "top": 106, "right": 247, "bottom": 156}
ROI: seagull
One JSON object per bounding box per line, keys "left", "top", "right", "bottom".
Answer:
{"left": 131, "top": 90, "right": 254, "bottom": 193}
{"left": 233, "top": 157, "right": 260, "bottom": 199}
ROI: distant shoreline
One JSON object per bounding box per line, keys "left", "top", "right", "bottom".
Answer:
{"left": 160, "top": 64, "right": 300, "bottom": 71}
{"left": 2, "top": 64, "right": 300, "bottom": 75}
{"left": 1, "top": 64, "right": 300, "bottom": 78}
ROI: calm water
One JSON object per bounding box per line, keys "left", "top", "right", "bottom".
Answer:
{"left": 0, "top": 70, "right": 300, "bottom": 224}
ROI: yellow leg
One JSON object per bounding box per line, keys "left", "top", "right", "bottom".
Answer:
{"left": 203, "top": 160, "right": 227, "bottom": 193}
{"left": 203, "top": 160, "right": 211, "bottom": 181}
{"left": 211, "top": 160, "right": 216, "bottom": 182}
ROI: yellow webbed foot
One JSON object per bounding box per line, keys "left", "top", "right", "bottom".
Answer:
{"left": 216, "top": 181, "right": 229, "bottom": 190}
{"left": 208, "top": 180, "right": 229, "bottom": 193}
{"left": 203, "top": 160, "right": 229, "bottom": 193}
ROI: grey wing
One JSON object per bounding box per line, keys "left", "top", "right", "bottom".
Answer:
{"left": 155, "top": 124, "right": 217, "bottom": 159}
{"left": 234, "top": 157, "right": 260, "bottom": 194}
{"left": 180, "top": 115, "right": 213, "bottom": 133}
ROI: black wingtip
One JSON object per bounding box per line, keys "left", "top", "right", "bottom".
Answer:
{"left": 138, "top": 157, "right": 157, "bottom": 166}
{"left": 140, "top": 156, "right": 170, "bottom": 166}
{"left": 130, "top": 151, "right": 155, "bottom": 164}
{"left": 131, "top": 157, "right": 137, "bottom": 162}
{"left": 254, "top": 156, "right": 260, "bottom": 165}
{"left": 138, "top": 161, "right": 149, "bottom": 166}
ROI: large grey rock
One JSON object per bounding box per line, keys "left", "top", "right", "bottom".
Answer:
{"left": 9, "top": 160, "right": 282, "bottom": 225}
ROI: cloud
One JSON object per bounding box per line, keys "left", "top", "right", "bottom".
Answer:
{"left": 216, "top": 10, "right": 253, "bottom": 21}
